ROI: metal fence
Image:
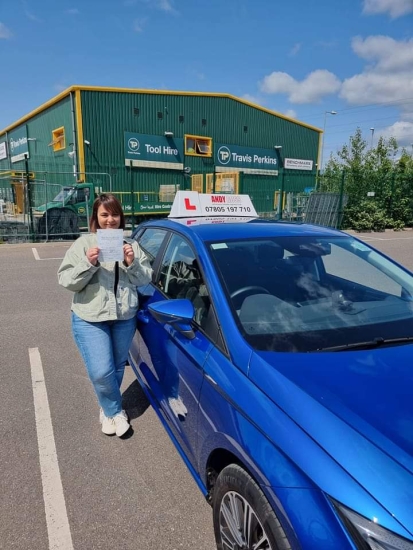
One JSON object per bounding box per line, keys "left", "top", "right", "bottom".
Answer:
{"left": 0, "top": 170, "right": 102, "bottom": 242}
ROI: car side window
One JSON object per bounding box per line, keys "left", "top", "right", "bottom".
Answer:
{"left": 158, "top": 234, "right": 210, "bottom": 327}
{"left": 136, "top": 228, "right": 168, "bottom": 267}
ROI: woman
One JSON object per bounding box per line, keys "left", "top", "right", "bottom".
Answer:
{"left": 58, "top": 194, "right": 152, "bottom": 437}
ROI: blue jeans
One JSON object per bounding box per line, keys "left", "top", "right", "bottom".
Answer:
{"left": 71, "top": 312, "right": 136, "bottom": 417}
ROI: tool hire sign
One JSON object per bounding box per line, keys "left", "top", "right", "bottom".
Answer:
{"left": 168, "top": 191, "right": 258, "bottom": 222}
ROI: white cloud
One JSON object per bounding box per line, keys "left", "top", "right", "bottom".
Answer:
{"left": 379, "top": 121, "right": 413, "bottom": 146}
{"left": 284, "top": 109, "right": 297, "bottom": 119}
{"left": 54, "top": 84, "right": 68, "bottom": 93}
{"left": 133, "top": 18, "right": 146, "bottom": 32}
{"left": 139, "top": 0, "right": 177, "bottom": 12}
{"left": 289, "top": 43, "right": 301, "bottom": 56}
{"left": 260, "top": 70, "right": 341, "bottom": 104}
{"left": 340, "top": 36, "right": 413, "bottom": 108}
{"left": 159, "top": 0, "right": 175, "bottom": 11}
{"left": 242, "top": 94, "right": 264, "bottom": 106}
{"left": 0, "top": 22, "right": 12, "bottom": 39}
{"left": 352, "top": 35, "right": 413, "bottom": 73}
{"left": 66, "top": 8, "right": 79, "bottom": 15}
{"left": 25, "top": 11, "right": 42, "bottom": 22}
{"left": 363, "top": 0, "right": 413, "bottom": 18}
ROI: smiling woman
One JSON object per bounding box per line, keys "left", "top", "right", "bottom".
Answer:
{"left": 57, "top": 193, "right": 153, "bottom": 438}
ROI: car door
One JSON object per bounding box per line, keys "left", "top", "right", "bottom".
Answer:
{"left": 136, "top": 232, "right": 213, "bottom": 466}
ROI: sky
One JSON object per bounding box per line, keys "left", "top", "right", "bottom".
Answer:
{"left": 0, "top": 0, "right": 412, "bottom": 166}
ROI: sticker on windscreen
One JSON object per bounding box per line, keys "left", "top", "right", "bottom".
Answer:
{"left": 211, "top": 243, "right": 229, "bottom": 249}
{"left": 351, "top": 241, "right": 370, "bottom": 252}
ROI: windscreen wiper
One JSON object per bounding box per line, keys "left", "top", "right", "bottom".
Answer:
{"left": 316, "top": 336, "right": 413, "bottom": 352}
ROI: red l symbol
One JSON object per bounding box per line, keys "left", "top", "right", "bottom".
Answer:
{"left": 184, "top": 198, "right": 196, "bottom": 210}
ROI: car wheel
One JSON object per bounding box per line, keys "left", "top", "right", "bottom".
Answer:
{"left": 213, "top": 465, "right": 291, "bottom": 550}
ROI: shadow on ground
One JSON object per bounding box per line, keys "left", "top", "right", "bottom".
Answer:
{"left": 122, "top": 379, "right": 150, "bottom": 420}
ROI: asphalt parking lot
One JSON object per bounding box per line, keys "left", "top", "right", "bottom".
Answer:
{"left": 1, "top": 229, "right": 412, "bottom": 550}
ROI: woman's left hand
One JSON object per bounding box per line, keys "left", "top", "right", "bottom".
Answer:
{"left": 123, "top": 243, "right": 135, "bottom": 266}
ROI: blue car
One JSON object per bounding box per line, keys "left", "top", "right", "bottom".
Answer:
{"left": 129, "top": 192, "right": 413, "bottom": 550}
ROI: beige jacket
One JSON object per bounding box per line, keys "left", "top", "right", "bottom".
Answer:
{"left": 58, "top": 233, "right": 152, "bottom": 322}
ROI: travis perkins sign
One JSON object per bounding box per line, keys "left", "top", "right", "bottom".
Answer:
{"left": 215, "top": 143, "right": 278, "bottom": 175}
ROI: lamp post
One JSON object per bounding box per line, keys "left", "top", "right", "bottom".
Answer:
{"left": 274, "top": 146, "right": 284, "bottom": 219}
{"left": 319, "top": 110, "right": 337, "bottom": 187}
{"left": 370, "top": 128, "right": 375, "bottom": 149}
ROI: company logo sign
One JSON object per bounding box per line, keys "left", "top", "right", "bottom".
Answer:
{"left": 284, "top": 158, "right": 313, "bottom": 171}
{"left": 128, "top": 138, "right": 140, "bottom": 154}
{"left": 10, "top": 137, "right": 28, "bottom": 152}
{"left": 215, "top": 143, "right": 278, "bottom": 171}
{"left": 124, "top": 132, "right": 184, "bottom": 167}
{"left": 210, "top": 195, "right": 242, "bottom": 204}
{"left": 217, "top": 146, "right": 231, "bottom": 165}
{"left": 0, "top": 142, "right": 7, "bottom": 161}
{"left": 9, "top": 127, "right": 29, "bottom": 163}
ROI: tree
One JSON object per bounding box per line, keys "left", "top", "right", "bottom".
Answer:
{"left": 322, "top": 129, "right": 413, "bottom": 229}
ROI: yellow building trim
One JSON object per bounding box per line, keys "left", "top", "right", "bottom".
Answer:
{"left": 75, "top": 89, "right": 85, "bottom": 178}
{"left": 1, "top": 85, "right": 322, "bottom": 136}
{"left": 0, "top": 88, "right": 73, "bottom": 135}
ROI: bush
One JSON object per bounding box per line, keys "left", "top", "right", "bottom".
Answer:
{"left": 393, "top": 220, "right": 405, "bottom": 231}
{"left": 343, "top": 200, "right": 407, "bottom": 232}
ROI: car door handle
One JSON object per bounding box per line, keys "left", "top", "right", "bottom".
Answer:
{"left": 205, "top": 374, "right": 217, "bottom": 386}
{"left": 137, "top": 310, "right": 149, "bottom": 324}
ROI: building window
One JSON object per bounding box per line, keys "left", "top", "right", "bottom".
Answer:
{"left": 49, "top": 127, "right": 66, "bottom": 151}
{"left": 185, "top": 135, "right": 212, "bottom": 157}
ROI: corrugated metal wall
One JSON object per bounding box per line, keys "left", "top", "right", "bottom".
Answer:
{"left": 0, "top": 96, "right": 74, "bottom": 186}
{"left": 80, "top": 90, "right": 319, "bottom": 201}
{"left": 1, "top": 89, "right": 320, "bottom": 216}
{"left": 0, "top": 96, "right": 73, "bottom": 179}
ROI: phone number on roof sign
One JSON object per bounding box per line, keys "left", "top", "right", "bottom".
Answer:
{"left": 204, "top": 206, "right": 252, "bottom": 213}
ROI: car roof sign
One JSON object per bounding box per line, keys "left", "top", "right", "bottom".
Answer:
{"left": 168, "top": 191, "right": 259, "bottom": 219}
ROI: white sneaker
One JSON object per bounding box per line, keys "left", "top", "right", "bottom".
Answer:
{"left": 113, "top": 410, "right": 130, "bottom": 437}
{"left": 99, "top": 408, "right": 105, "bottom": 424}
{"left": 101, "top": 415, "right": 116, "bottom": 436}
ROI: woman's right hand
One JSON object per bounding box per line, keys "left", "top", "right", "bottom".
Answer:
{"left": 86, "top": 247, "right": 100, "bottom": 266}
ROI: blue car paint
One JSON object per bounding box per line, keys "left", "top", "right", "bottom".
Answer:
{"left": 128, "top": 351, "right": 210, "bottom": 498}
{"left": 136, "top": 282, "right": 213, "bottom": 465}
{"left": 251, "top": 349, "right": 413, "bottom": 536}
{"left": 130, "top": 218, "right": 413, "bottom": 548}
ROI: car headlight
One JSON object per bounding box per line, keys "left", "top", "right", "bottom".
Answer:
{"left": 333, "top": 501, "right": 413, "bottom": 550}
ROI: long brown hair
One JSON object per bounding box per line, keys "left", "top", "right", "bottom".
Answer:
{"left": 89, "top": 194, "right": 125, "bottom": 232}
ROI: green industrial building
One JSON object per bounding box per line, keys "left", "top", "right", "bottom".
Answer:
{"left": 0, "top": 86, "right": 321, "bottom": 219}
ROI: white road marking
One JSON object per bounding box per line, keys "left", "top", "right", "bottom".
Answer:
{"left": 32, "top": 247, "right": 64, "bottom": 260}
{"left": 29, "top": 348, "right": 74, "bottom": 550}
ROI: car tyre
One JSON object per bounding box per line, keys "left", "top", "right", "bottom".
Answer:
{"left": 212, "top": 464, "right": 291, "bottom": 550}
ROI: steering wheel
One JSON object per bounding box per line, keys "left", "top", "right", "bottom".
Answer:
{"left": 230, "top": 286, "right": 270, "bottom": 308}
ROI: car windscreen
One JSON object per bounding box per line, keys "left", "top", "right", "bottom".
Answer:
{"left": 208, "top": 236, "right": 413, "bottom": 352}
{"left": 52, "top": 187, "right": 75, "bottom": 202}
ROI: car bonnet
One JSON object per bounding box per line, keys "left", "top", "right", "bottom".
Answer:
{"left": 249, "top": 345, "right": 413, "bottom": 536}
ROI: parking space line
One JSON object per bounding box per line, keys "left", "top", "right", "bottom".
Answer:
{"left": 29, "top": 348, "right": 74, "bottom": 550}
{"left": 32, "top": 247, "right": 64, "bottom": 260}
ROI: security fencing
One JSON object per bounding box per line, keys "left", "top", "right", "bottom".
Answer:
{"left": 5, "top": 166, "right": 408, "bottom": 242}
{"left": 0, "top": 169, "right": 111, "bottom": 242}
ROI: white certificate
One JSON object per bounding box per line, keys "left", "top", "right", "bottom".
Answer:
{"left": 97, "top": 229, "right": 124, "bottom": 262}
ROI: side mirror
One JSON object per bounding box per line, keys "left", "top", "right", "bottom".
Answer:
{"left": 148, "top": 299, "right": 196, "bottom": 340}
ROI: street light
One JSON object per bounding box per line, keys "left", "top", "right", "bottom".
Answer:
{"left": 370, "top": 128, "right": 375, "bottom": 149}
{"left": 319, "top": 110, "right": 337, "bottom": 177}
{"left": 274, "top": 146, "right": 284, "bottom": 219}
